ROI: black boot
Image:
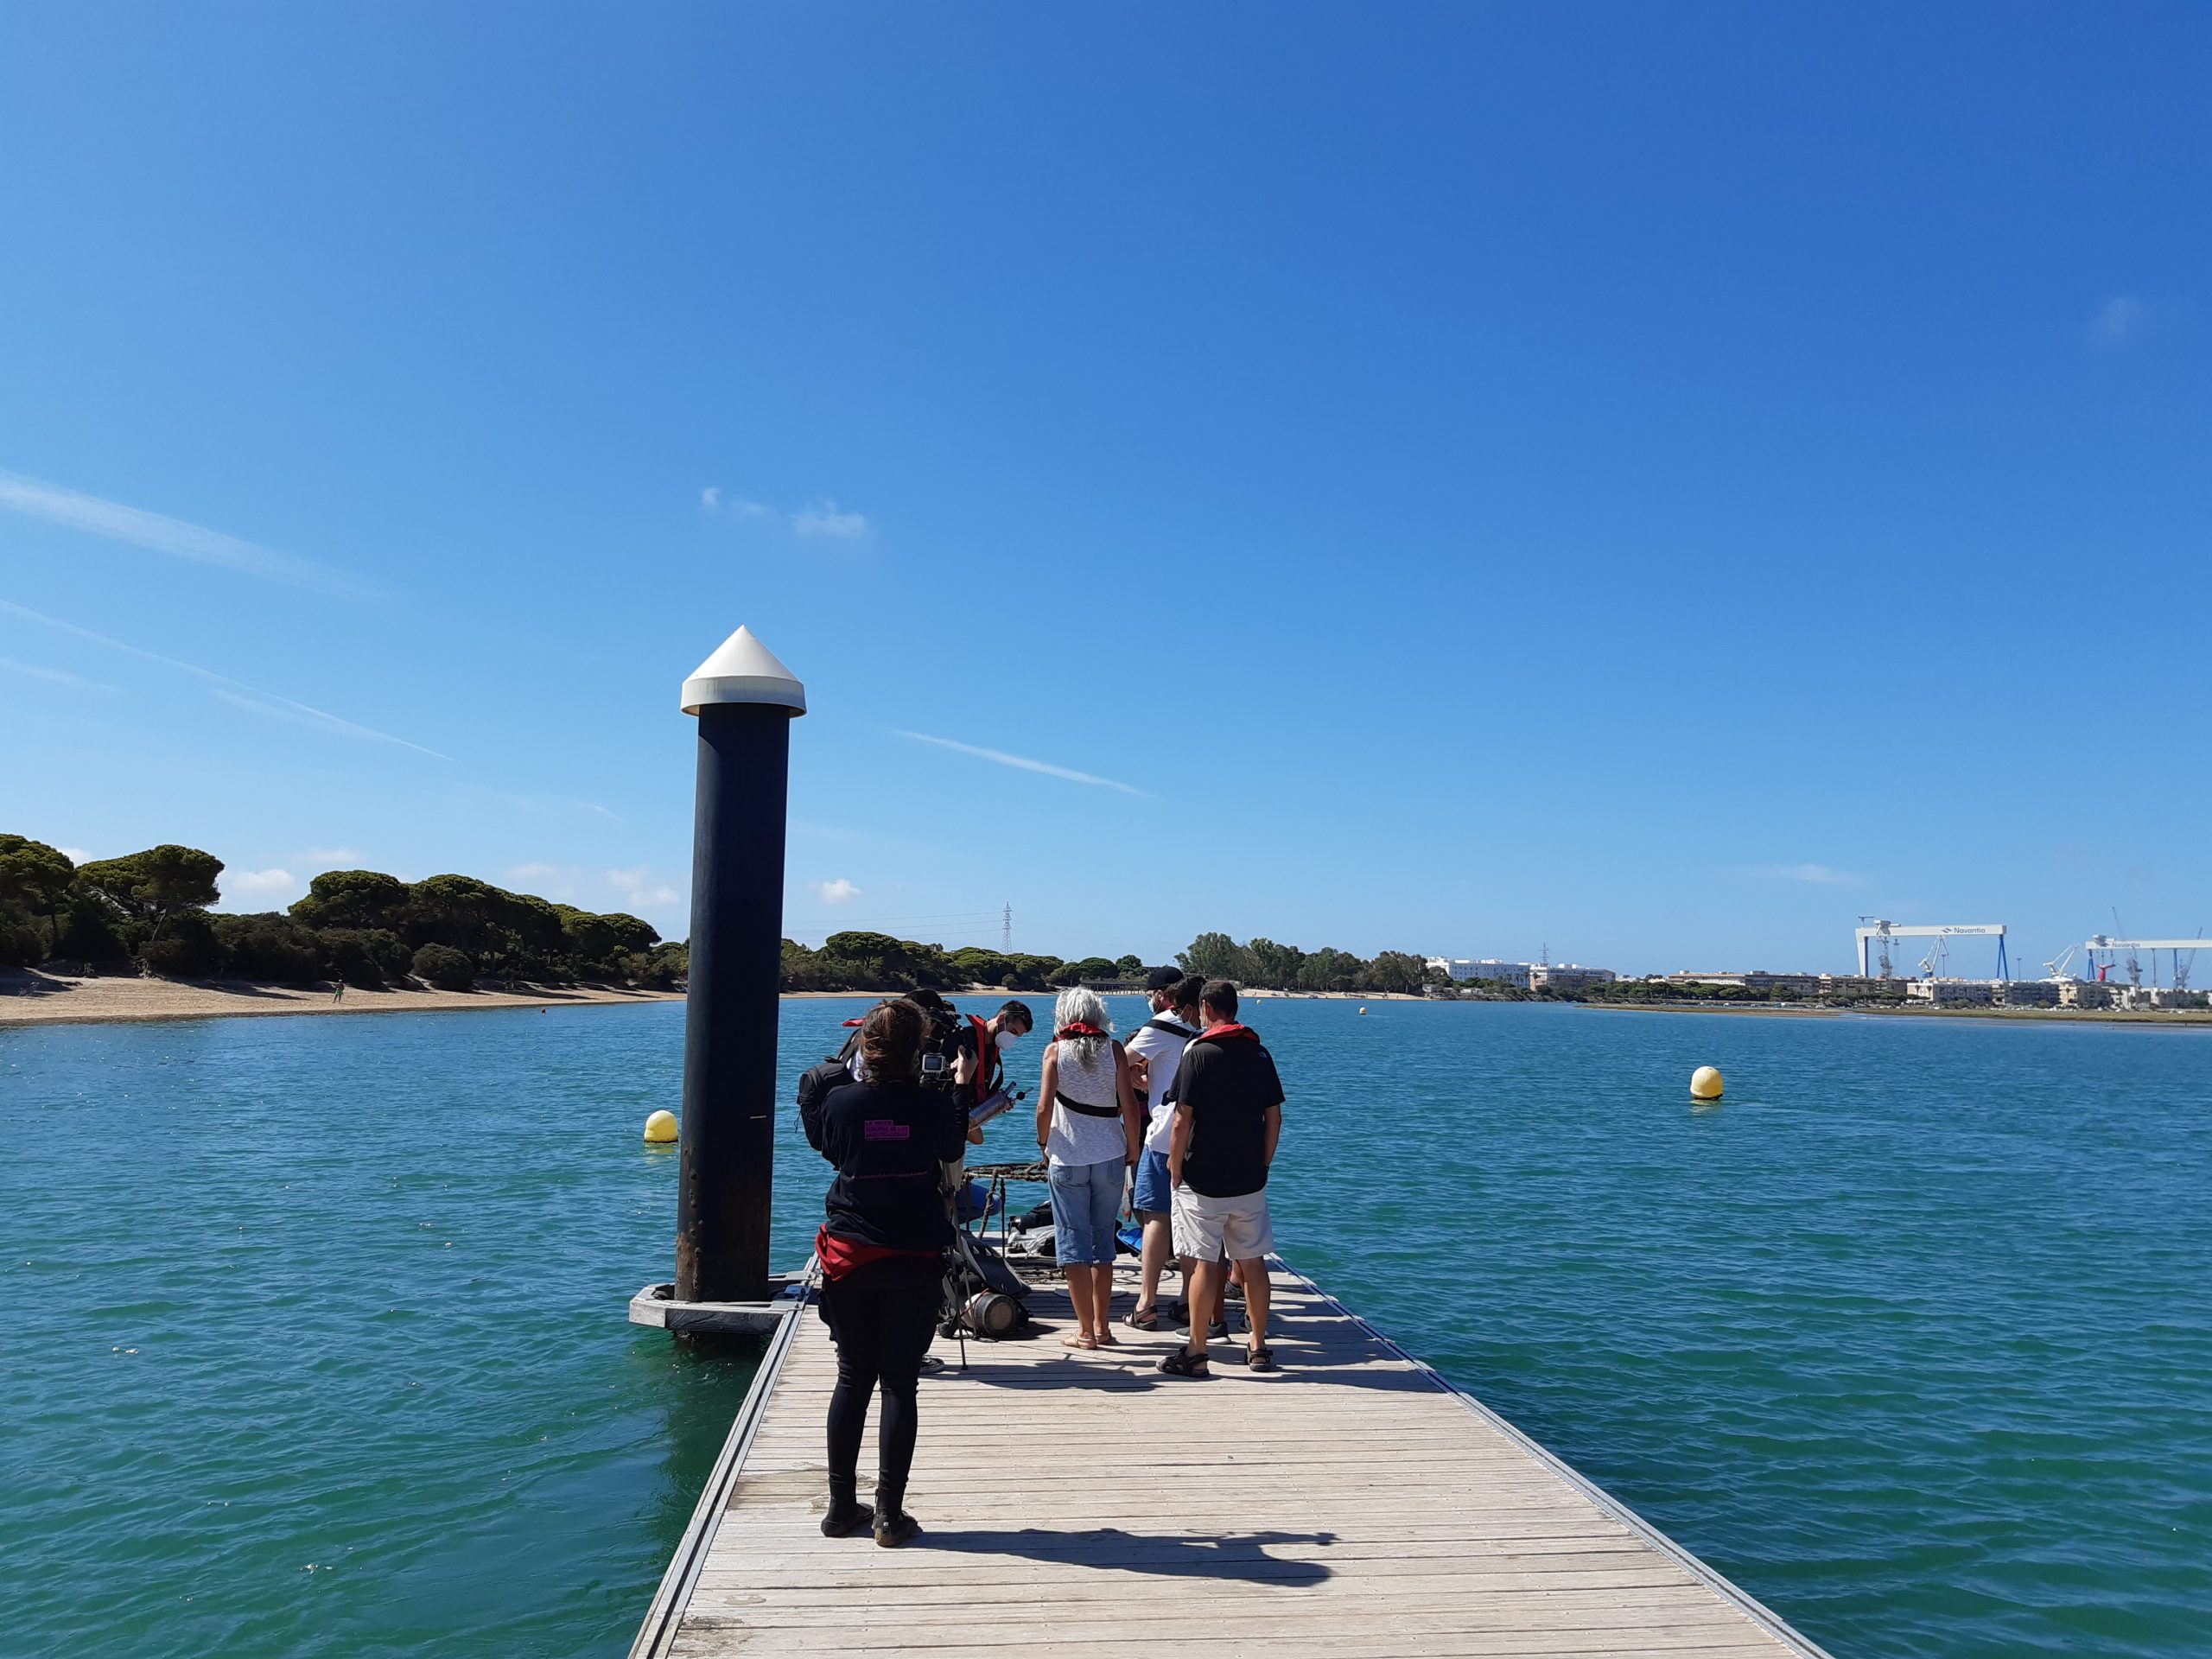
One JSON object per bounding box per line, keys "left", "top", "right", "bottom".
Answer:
{"left": 821, "top": 1475, "right": 873, "bottom": 1538}
{"left": 872, "top": 1484, "right": 920, "bottom": 1548}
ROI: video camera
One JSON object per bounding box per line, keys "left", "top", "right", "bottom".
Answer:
{"left": 914, "top": 1002, "right": 968, "bottom": 1098}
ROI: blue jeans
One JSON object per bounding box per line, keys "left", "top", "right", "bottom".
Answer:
{"left": 1048, "top": 1156, "right": 1124, "bottom": 1265}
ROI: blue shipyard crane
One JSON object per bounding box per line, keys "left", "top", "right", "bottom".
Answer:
{"left": 1853, "top": 919, "right": 2009, "bottom": 980}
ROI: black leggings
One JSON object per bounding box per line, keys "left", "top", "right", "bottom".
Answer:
{"left": 823, "top": 1256, "right": 940, "bottom": 1509}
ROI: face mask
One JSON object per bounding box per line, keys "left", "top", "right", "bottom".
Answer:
{"left": 996, "top": 1030, "right": 1022, "bottom": 1051}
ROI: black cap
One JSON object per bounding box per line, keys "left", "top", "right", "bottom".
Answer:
{"left": 1144, "top": 964, "right": 1182, "bottom": 991}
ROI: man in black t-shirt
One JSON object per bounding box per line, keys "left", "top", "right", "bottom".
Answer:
{"left": 1160, "top": 979, "right": 1285, "bottom": 1376}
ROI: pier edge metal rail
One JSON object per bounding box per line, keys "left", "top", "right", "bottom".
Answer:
{"left": 626, "top": 1267, "right": 813, "bottom": 1659}
{"left": 630, "top": 1255, "right": 1841, "bottom": 1659}
{"left": 1274, "top": 1255, "right": 1841, "bottom": 1659}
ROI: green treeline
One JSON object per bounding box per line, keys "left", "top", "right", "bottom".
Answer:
{"left": 0, "top": 834, "right": 685, "bottom": 990}
{"left": 1174, "top": 931, "right": 1440, "bottom": 995}
{"left": 5, "top": 832, "right": 1451, "bottom": 999}
{"left": 779, "top": 931, "right": 1445, "bottom": 995}
{"left": 781, "top": 934, "right": 1143, "bottom": 993}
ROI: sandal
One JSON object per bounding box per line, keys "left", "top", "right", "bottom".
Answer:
{"left": 1061, "top": 1332, "right": 1097, "bottom": 1351}
{"left": 1126, "top": 1306, "right": 1161, "bottom": 1330}
{"left": 1156, "top": 1349, "right": 1210, "bottom": 1378}
{"left": 1246, "top": 1345, "right": 1277, "bottom": 1373}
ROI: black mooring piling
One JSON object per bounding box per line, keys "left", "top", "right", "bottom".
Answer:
{"left": 673, "top": 627, "right": 805, "bottom": 1306}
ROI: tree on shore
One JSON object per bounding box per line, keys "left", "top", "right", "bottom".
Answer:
{"left": 2, "top": 830, "right": 683, "bottom": 989}
{"left": 75, "top": 845, "right": 225, "bottom": 925}
{"left": 1365, "top": 950, "right": 1428, "bottom": 995}
{"left": 1172, "top": 932, "right": 1443, "bottom": 996}
{"left": 1178, "top": 931, "right": 1248, "bottom": 982}
{"left": 289, "top": 869, "right": 410, "bottom": 931}
{"left": 411, "top": 943, "right": 475, "bottom": 991}
{"left": 0, "top": 835, "right": 75, "bottom": 967}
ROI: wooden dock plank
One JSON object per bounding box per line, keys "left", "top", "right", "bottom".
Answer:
{"left": 645, "top": 1262, "right": 1831, "bottom": 1659}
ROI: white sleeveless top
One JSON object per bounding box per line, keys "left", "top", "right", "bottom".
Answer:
{"left": 1047, "top": 1041, "right": 1126, "bottom": 1167}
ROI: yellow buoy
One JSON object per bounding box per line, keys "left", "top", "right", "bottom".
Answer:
{"left": 1358, "top": 1006, "right": 1369, "bottom": 1015}
{"left": 642, "top": 1109, "right": 679, "bottom": 1144}
{"left": 1690, "top": 1065, "right": 1724, "bottom": 1101}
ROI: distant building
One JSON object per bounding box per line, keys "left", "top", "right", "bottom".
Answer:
{"left": 1906, "top": 978, "right": 1998, "bottom": 1007}
{"left": 1426, "top": 957, "right": 1536, "bottom": 988}
{"left": 1466, "top": 959, "right": 1535, "bottom": 989}
{"left": 1817, "top": 975, "right": 1906, "bottom": 998}
{"left": 1667, "top": 970, "right": 1821, "bottom": 995}
{"left": 1530, "top": 962, "right": 1616, "bottom": 992}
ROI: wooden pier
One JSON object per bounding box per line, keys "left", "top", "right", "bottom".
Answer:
{"left": 632, "top": 1262, "right": 1834, "bottom": 1659}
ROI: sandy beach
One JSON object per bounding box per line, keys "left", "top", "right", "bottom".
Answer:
{"left": 0, "top": 970, "right": 680, "bottom": 1028}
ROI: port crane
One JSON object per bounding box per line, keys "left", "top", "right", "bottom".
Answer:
{"left": 2083, "top": 932, "right": 2211, "bottom": 990}
{"left": 1854, "top": 919, "right": 2008, "bottom": 980}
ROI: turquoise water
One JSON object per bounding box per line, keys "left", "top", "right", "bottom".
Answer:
{"left": 4, "top": 999, "right": 2208, "bottom": 1656}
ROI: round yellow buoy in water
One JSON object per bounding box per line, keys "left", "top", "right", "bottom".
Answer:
{"left": 1358, "top": 1006, "right": 1369, "bottom": 1015}
{"left": 642, "top": 1109, "right": 679, "bottom": 1144}
{"left": 1690, "top": 1065, "right": 1724, "bottom": 1101}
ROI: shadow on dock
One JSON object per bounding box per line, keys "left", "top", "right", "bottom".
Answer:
{"left": 915, "top": 1526, "right": 1338, "bottom": 1585}
{"left": 946, "top": 1326, "right": 1449, "bottom": 1395}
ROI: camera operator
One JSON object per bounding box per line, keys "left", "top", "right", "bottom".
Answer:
{"left": 801, "top": 989, "right": 1027, "bottom": 1154}
{"left": 953, "top": 998, "right": 1035, "bottom": 1136}
{"left": 811, "top": 999, "right": 967, "bottom": 1548}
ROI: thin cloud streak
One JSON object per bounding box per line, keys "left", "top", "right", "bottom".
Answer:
{"left": 702, "top": 487, "right": 868, "bottom": 541}
{"left": 456, "top": 783, "right": 624, "bottom": 823}
{"left": 0, "top": 598, "right": 450, "bottom": 760}
{"left": 1763, "top": 861, "right": 1865, "bottom": 887}
{"left": 895, "top": 729, "right": 1150, "bottom": 797}
{"left": 0, "top": 470, "right": 374, "bottom": 601}
{"left": 0, "top": 654, "right": 118, "bottom": 692}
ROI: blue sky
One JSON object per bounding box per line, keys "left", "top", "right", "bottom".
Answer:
{"left": 2, "top": 3, "right": 2205, "bottom": 976}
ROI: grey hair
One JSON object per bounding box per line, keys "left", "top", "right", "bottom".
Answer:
{"left": 1052, "top": 986, "right": 1113, "bottom": 1063}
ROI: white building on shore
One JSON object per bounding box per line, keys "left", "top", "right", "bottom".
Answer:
{"left": 1426, "top": 957, "right": 1616, "bottom": 991}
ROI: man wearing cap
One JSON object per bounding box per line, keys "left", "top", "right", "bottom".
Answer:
{"left": 1120, "top": 968, "right": 1204, "bottom": 1329}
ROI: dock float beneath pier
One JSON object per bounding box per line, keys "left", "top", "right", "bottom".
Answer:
{"left": 632, "top": 1262, "right": 1834, "bottom": 1659}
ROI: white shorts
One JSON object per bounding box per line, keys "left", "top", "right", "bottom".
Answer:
{"left": 1171, "top": 1184, "right": 1274, "bottom": 1263}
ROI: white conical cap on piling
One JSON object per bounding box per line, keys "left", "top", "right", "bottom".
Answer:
{"left": 681, "top": 626, "right": 806, "bottom": 715}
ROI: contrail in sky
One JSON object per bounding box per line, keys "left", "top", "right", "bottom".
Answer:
{"left": 0, "top": 469, "right": 374, "bottom": 601}
{"left": 0, "top": 597, "right": 450, "bottom": 760}
{"left": 895, "top": 729, "right": 1150, "bottom": 797}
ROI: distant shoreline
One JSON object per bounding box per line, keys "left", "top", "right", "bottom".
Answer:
{"left": 1579, "top": 1003, "right": 1842, "bottom": 1019}
{"left": 0, "top": 977, "right": 1435, "bottom": 1028}
{"left": 0, "top": 971, "right": 678, "bottom": 1028}
{"left": 1579, "top": 999, "right": 2212, "bottom": 1028}
{"left": 17, "top": 974, "right": 2199, "bottom": 1032}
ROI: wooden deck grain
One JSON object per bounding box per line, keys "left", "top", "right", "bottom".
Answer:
{"left": 639, "top": 1262, "right": 1834, "bottom": 1659}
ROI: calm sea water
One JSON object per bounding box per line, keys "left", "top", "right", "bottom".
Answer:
{"left": 4, "top": 998, "right": 2208, "bottom": 1657}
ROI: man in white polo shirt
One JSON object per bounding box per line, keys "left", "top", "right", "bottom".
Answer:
{"left": 1122, "top": 968, "right": 1203, "bottom": 1330}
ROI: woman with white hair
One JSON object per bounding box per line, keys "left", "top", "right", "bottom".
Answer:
{"left": 1033, "top": 986, "right": 1145, "bottom": 1348}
